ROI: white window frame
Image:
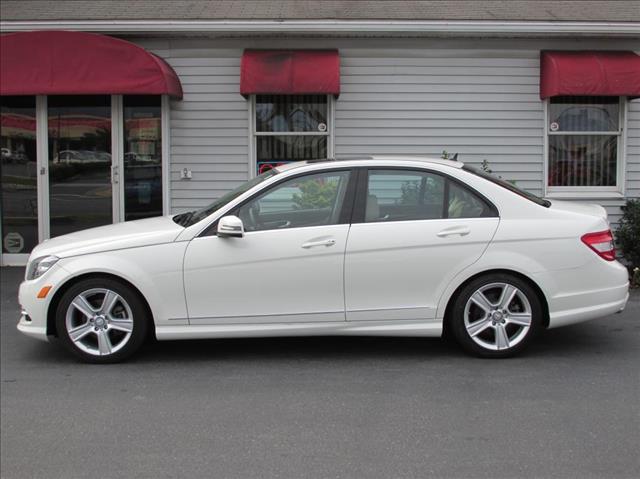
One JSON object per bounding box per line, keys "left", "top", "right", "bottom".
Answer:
{"left": 544, "top": 96, "right": 627, "bottom": 199}
{"left": 248, "top": 94, "right": 335, "bottom": 179}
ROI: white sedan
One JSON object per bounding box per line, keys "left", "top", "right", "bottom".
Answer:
{"left": 17, "top": 157, "right": 629, "bottom": 362}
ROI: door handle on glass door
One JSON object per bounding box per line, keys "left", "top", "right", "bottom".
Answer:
{"left": 302, "top": 239, "right": 336, "bottom": 249}
{"left": 437, "top": 226, "right": 470, "bottom": 237}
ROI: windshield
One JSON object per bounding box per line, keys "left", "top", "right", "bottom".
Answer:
{"left": 462, "top": 165, "right": 551, "bottom": 208}
{"left": 173, "top": 169, "right": 279, "bottom": 227}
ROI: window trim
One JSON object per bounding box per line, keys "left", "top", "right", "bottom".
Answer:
{"left": 161, "top": 94, "right": 171, "bottom": 216}
{"left": 352, "top": 166, "right": 499, "bottom": 224}
{"left": 248, "top": 94, "right": 335, "bottom": 179}
{"left": 544, "top": 96, "right": 627, "bottom": 198}
{"left": 200, "top": 166, "right": 357, "bottom": 236}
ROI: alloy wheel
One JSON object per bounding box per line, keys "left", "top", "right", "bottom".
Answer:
{"left": 65, "top": 288, "right": 134, "bottom": 356}
{"left": 463, "top": 282, "right": 533, "bottom": 351}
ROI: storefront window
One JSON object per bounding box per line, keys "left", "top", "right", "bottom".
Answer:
{"left": 123, "top": 96, "right": 162, "bottom": 220}
{"left": 547, "top": 96, "right": 621, "bottom": 189}
{"left": 254, "top": 95, "right": 330, "bottom": 175}
{"left": 1, "top": 97, "right": 38, "bottom": 254}
{"left": 48, "top": 95, "right": 112, "bottom": 238}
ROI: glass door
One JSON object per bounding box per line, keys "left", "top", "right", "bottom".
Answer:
{"left": 122, "top": 96, "right": 163, "bottom": 221}
{"left": 1, "top": 96, "right": 38, "bottom": 258}
{"left": 47, "top": 96, "right": 114, "bottom": 238}
{"left": 1, "top": 94, "right": 166, "bottom": 264}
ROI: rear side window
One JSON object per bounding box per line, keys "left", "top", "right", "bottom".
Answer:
{"left": 463, "top": 164, "right": 550, "bottom": 208}
{"left": 448, "top": 181, "right": 489, "bottom": 218}
{"left": 365, "top": 169, "right": 495, "bottom": 223}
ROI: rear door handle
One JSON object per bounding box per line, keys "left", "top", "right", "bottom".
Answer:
{"left": 302, "top": 239, "right": 336, "bottom": 249}
{"left": 437, "top": 226, "right": 470, "bottom": 237}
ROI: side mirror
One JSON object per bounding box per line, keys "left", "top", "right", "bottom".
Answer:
{"left": 217, "top": 215, "right": 244, "bottom": 238}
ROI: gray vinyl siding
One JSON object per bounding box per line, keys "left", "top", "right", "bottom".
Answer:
{"left": 133, "top": 39, "right": 249, "bottom": 212}
{"left": 129, "top": 37, "right": 640, "bottom": 223}
{"left": 627, "top": 99, "right": 640, "bottom": 200}
{"left": 335, "top": 49, "right": 544, "bottom": 195}
{"left": 168, "top": 52, "right": 248, "bottom": 211}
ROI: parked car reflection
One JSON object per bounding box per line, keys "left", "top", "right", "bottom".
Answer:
{"left": 1, "top": 147, "right": 30, "bottom": 164}
{"left": 53, "top": 149, "right": 111, "bottom": 164}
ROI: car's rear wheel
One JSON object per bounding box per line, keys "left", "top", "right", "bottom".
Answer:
{"left": 451, "top": 273, "right": 543, "bottom": 358}
{"left": 55, "top": 278, "right": 149, "bottom": 363}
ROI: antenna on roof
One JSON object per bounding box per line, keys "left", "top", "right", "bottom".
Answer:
{"left": 451, "top": 153, "right": 459, "bottom": 161}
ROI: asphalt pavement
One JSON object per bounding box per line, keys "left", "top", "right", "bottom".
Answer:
{"left": 1, "top": 266, "right": 639, "bottom": 479}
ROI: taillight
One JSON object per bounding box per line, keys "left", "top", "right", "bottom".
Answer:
{"left": 581, "top": 230, "right": 616, "bottom": 261}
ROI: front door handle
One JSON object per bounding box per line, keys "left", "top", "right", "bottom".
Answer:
{"left": 437, "top": 226, "right": 470, "bottom": 237}
{"left": 302, "top": 239, "right": 336, "bottom": 249}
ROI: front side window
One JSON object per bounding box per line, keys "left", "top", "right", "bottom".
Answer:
{"left": 547, "top": 96, "right": 622, "bottom": 191}
{"left": 237, "top": 170, "right": 351, "bottom": 232}
{"left": 365, "top": 169, "right": 494, "bottom": 223}
{"left": 254, "top": 95, "right": 331, "bottom": 175}
{"left": 175, "top": 168, "right": 279, "bottom": 227}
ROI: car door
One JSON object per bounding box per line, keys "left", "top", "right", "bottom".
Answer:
{"left": 183, "top": 168, "right": 355, "bottom": 325}
{"left": 345, "top": 167, "right": 499, "bottom": 321}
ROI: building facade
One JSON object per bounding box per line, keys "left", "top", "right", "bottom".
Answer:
{"left": 1, "top": 1, "right": 640, "bottom": 265}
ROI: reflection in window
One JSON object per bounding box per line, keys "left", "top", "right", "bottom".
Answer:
{"left": 365, "top": 170, "right": 492, "bottom": 222}
{"left": 366, "top": 170, "right": 446, "bottom": 222}
{"left": 448, "top": 181, "right": 489, "bottom": 218}
{"left": 549, "top": 96, "right": 619, "bottom": 132}
{"left": 256, "top": 95, "right": 327, "bottom": 132}
{"left": 48, "top": 95, "right": 112, "bottom": 238}
{"left": 123, "top": 96, "right": 162, "bottom": 220}
{"left": 1, "top": 96, "right": 38, "bottom": 254}
{"left": 254, "top": 95, "right": 330, "bottom": 174}
{"left": 548, "top": 97, "right": 621, "bottom": 188}
{"left": 237, "top": 171, "right": 350, "bottom": 232}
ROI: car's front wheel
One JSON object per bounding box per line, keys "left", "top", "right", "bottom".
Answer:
{"left": 55, "top": 278, "right": 149, "bottom": 363}
{"left": 451, "top": 274, "right": 543, "bottom": 358}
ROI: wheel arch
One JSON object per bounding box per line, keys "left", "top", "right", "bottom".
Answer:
{"left": 441, "top": 268, "right": 550, "bottom": 338}
{"left": 46, "top": 272, "right": 155, "bottom": 339}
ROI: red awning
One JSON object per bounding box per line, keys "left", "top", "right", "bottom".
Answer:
{"left": 540, "top": 51, "right": 640, "bottom": 99}
{"left": 240, "top": 50, "right": 340, "bottom": 96}
{"left": 0, "top": 31, "right": 182, "bottom": 98}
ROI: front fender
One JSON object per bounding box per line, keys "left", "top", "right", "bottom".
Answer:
{"left": 57, "top": 242, "right": 189, "bottom": 326}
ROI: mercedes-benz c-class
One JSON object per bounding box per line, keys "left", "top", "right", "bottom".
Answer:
{"left": 17, "top": 157, "right": 629, "bottom": 362}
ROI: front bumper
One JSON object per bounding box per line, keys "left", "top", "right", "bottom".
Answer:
{"left": 17, "top": 263, "right": 69, "bottom": 342}
{"left": 17, "top": 310, "right": 48, "bottom": 342}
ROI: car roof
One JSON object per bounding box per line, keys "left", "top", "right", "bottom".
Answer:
{"left": 274, "top": 155, "right": 464, "bottom": 173}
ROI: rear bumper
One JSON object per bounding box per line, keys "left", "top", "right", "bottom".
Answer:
{"left": 534, "top": 257, "right": 630, "bottom": 328}
{"left": 547, "top": 283, "right": 629, "bottom": 328}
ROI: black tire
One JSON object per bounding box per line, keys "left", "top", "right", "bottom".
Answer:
{"left": 55, "top": 277, "right": 149, "bottom": 363}
{"left": 450, "top": 273, "right": 543, "bottom": 358}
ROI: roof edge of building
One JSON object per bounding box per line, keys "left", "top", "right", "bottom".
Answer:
{"left": 2, "top": 19, "right": 640, "bottom": 36}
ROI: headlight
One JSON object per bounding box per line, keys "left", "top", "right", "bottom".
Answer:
{"left": 26, "top": 255, "right": 59, "bottom": 280}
